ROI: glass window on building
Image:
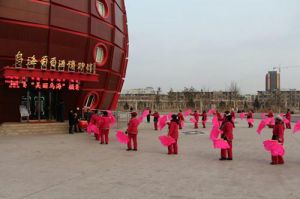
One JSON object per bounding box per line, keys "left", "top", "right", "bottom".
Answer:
{"left": 96, "top": 47, "right": 104, "bottom": 64}
{"left": 85, "top": 94, "right": 96, "bottom": 108}
{"left": 97, "top": 1, "right": 106, "bottom": 18}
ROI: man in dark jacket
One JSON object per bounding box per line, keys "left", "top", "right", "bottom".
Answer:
{"left": 74, "top": 107, "right": 82, "bottom": 132}
{"left": 68, "top": 110, "right": 75, "bottom": 134}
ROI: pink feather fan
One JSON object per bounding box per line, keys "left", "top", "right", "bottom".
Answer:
{"left": 210, "top": 126, "right": 222, "bottom": 141}
{"left": 183, "top": 109, "right": 192, "bottom": 117}
{"left": 158, "top": 115, "right": 168, "bottom": 130}
{"left": 240, "top": 113, "right": 245, "bottom": 120}
{"left": 190, "top": 117, "right": 197, "bottom": 123}
{"left": 116, "top": 130, "right": 129, "bottom": 144}
{"left": 293, "top": 120, "right": 300, "bottom": 134}
{"left": 87, "top": 124, "right": 99, "bottom": 135}
{"left": 213, "top": 139, "right": 230, "bottom": 149}
{"left": 159, "top": 135, "right": 176, "bottom": 147}
{"left": 263, "top": 140, "right": 285, "bottom": 156}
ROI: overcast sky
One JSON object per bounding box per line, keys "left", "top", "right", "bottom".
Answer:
{"left": 123, "top": 0, "right": 300, "bottom": 94}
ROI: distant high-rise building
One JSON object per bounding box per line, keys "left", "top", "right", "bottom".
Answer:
{"left": 265, "top": 71, "right": 280, "bottom": 91}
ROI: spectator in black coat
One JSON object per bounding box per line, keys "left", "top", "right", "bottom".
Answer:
{"left": 68, "top": 110, "right": 75, "bottom": 134}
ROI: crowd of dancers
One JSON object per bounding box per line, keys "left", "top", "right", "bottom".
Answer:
{"left": 82, "top": 108, "right": 295, "bottom": 166}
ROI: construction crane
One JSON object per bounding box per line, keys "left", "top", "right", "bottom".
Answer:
{"left": 272, "top": 65, "right": 300, "bottom": 73}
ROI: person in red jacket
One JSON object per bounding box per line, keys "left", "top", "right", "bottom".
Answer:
{"left": 126, "top": 112, "right": 140, "bottom": 151}
{"left": 284, "top": 109, "right": 291, "bottom": 129}
{"left": 177, "top": 110, "right": 184, "bottom": 129}
{"left": 98, "top": 111, "right": 111, "bottom": 144}
{"left": 190, "top": 110, "right": 200, "bottom": 129}
{"left": 270, "top": 116, "right": 285, "bottom": 165}
{"left": 168, "top": 114, "right": 179, "bottom": 155}
{"left": 152, "top": 111, "right": 160, "bottom": 130}
{"left": 200, "top": 111, "right": 207, "bottom": 128}
{"left": 219, "top": 113, "right": 234, "bottom": 160}
{"left": 246, "top": 110, "right": 254, "bottom": 128}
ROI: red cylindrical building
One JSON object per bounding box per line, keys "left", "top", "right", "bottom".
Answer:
{"left": 0, "top": 0, "right": 129, "bottom": 122}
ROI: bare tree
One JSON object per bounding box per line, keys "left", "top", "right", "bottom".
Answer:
{"left": 155, "top": 87, "right": 162, "bottom": 108}
{"left": 183, "top": 86, "right": 197, "bottom": 108}
{"left": 228, "top": 81, "right": 241, "bottom": 96}
{"left": 167, "top": 88, "right": 177, "bottom": 109}
{"left": 227, "top": 81, "right": 241, "bottom": 108}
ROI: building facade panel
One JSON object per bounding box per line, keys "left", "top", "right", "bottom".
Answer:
{"left": 0, "top": 21, "right": 49, "bottom": 57}
{"left": 0, "top": 0, "right": 49, "bottom": 25}
{"left": 50, "top": 4, "right": 89, "bottom": 33}
{"left": 0, "top": 0, "right": 129, "bottom": 123}
{"left": 90, "top": 16, "right": 113, "bottom": 42}
{"left": 51, "top": 0, "right": 89, "bottom": 13}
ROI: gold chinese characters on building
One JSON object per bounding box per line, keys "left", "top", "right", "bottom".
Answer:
{"left": 14, "top": 51, "right": 96, "bottom": 74}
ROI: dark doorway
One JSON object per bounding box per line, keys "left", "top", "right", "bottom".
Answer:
{"left": 20, "top": 89, "right": 61, "bottom": 121}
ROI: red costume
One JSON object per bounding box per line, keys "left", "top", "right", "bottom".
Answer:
{"left": 98, "top": 116, "right": 111, "bottom": 144}
{"left": 284, "top": 111, "right": 291, "bottom": 129}
{"left": 266, "top": 111, "right": 274, "bottom": 128}
{"left": 191, "top": 111, "right": 200, "bottom": 129}
{"left": 246, "top": 111, "right": 253, "bottom": 128}
{"left": 177, "top": 112, "right": 184, "bottom": 129}
{"left": 271, "top": 121, "right": 285, "bottom": 164}
{"left": 200, "top": 112, "right": 207, "bottom": 128}
{"left": 127, "top": 116, "right": 139, "bottom": 150}
{"left": 168, "top": 120, "right": 179, "bottom": 154}
{"left": 220, "top": 120, "right": 234, "bottom": 160}
{"left": 152, "top": 112, "right": 160, "bottom": 130}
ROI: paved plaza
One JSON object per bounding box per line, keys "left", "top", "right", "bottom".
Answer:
{"left": 0, "top": 120, "right": 299, "bottom": 199}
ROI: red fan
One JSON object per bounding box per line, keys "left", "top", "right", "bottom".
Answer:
{"left": 207, "top": 109, "right": 216, "bottom": 116}
{"left": 293, "top": 120, "right": 300, "bottom": 134}
{"left": 142, "top": 109, "right": 150, "bottom": 117}
{"left": 159, "top": 135, "right": 176, "bottom": 147}
{"left": 137, "top": 116, "right": 144, "bottom": 124}
{"left": 283, "top": 118, "right": 289, "bottom": 124}
{"left": 190, "top": 117, "right": 197, "bottom": 123}
{"left": 210, "top": 126, "right": 222, "bottom": 141}
{"left": 212, "top": 116, "right": 219, "bottom": 127}
{"left": 279, "top": 113, "right": 285, "bottom": 117}
{"left": 247, "top": 118, "right": 254, "bottom": 125}
{"left": 213, "top": 139, "right": 230, "bottom": 149}
{"left": 257, "top": 120, "right": 266, "bottom": 135}
{"left": 87, "top": 124, "right": 99, "bottom": 135}
{"left": 240, "top": 113, "right": 245, "bottom": 120}
{"left": 183, "top": 109, "right": 192, "bottom": 117}
{"left": 263, "top": 140, "right": 285, "bottom": 156}
{"left": 158, "top": 115, "right": 168, "bottom": 130}
{"left": 167, "top": 112, "right": 173, "bottom": 120}
{"left": 110, "top": 115, "right": 116, "bottom": 127}
{"left": 116, "top": 131, "right": 129, "bottom": 144}
{"left": 260, "top": 113, "right": 267, "bottom": 119}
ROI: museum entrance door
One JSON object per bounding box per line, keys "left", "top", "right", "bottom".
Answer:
{"left": 20, "top": 89, "right": 61, "bottom": 121}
